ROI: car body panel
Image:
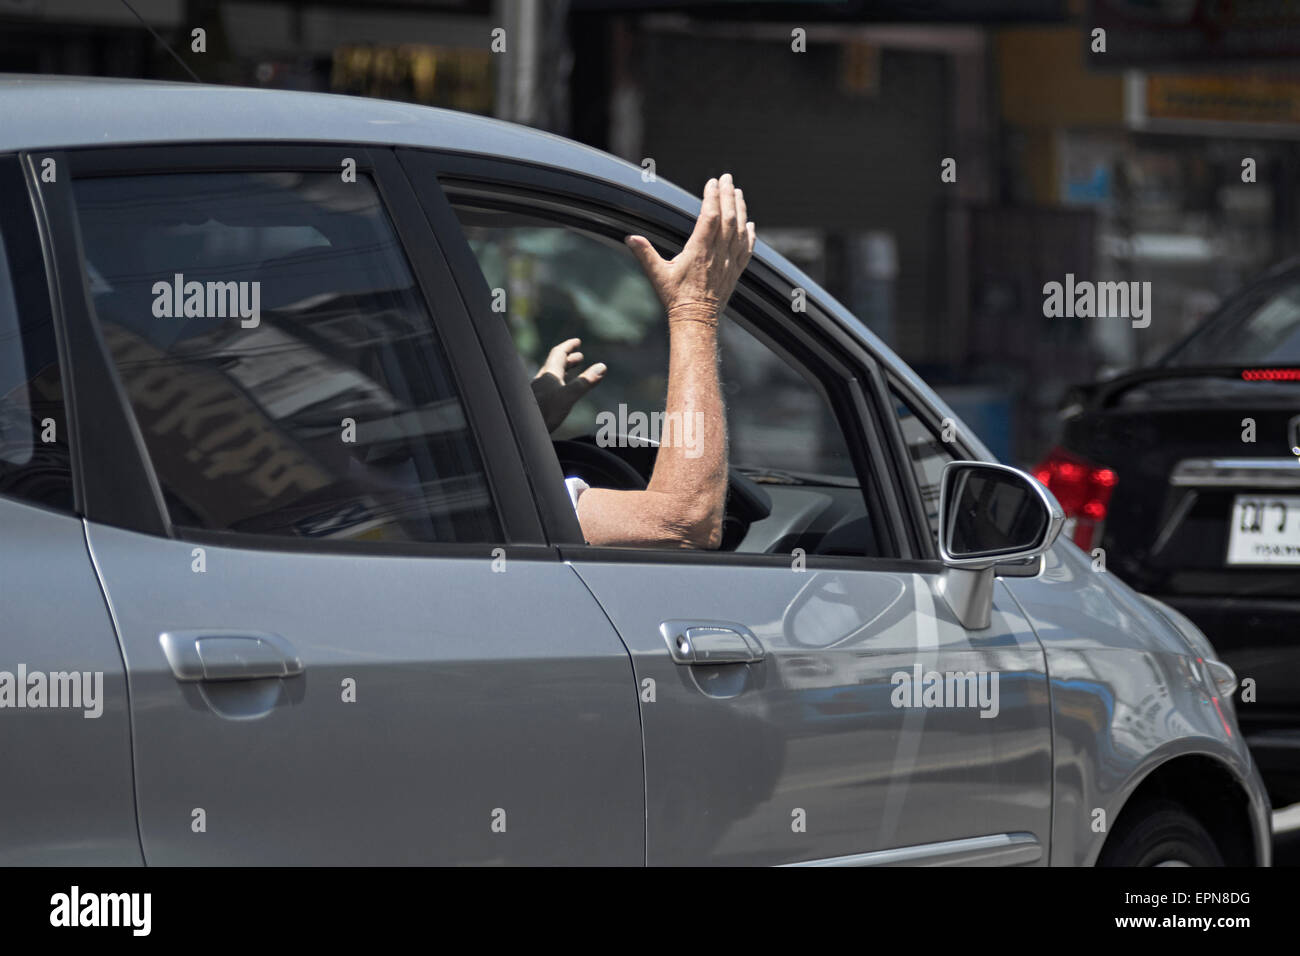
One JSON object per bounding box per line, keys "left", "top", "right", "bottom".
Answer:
{"left": 83, "top": 522, "right": 644, "bottom": 865}
{"left": 571, "top": 559, "right": 1052, "bottom": 865}
{"left": 1003, "top": 539, "right": 1272, "bottom": 865}
{"left": 0, "top": 497, "right": 139, "bottom": 864}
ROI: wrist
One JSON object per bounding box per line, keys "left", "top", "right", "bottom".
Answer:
{"left": 667, "top": 301, "right": 720, "bottom": 329}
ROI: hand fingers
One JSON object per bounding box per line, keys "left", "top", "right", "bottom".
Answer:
{"left": 541, "top": 338, "right": 581, "bottom": 377}
{"left": 746, "top": 221, "right": 756, "bottom": 258}
{"left": 565, "top": 351, "right": 584, "bottom": 367}
{"left": 566, "top": 362, "right": 607, "bottom": 396}
{"left": 688, "top": 177, "right": 721, "bottom": 250}
{"left": 718, "top": 173, "right": 737, "bottom": 241}
{"left": 625, "top": 235, "right": 665, "bottom": 277}
{"left": 734, "top": 186, "right": 752, "bottom": 266}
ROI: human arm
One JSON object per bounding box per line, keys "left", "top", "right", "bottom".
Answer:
{"left": 575, "top": 173, "right": 755, "bottom": 549}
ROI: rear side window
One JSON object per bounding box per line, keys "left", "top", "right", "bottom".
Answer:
{"left": 71, "top": 170, "right": 500, "bottom": 545}
{"left": 0, "top": 156, "right": 74, "bottom": 512}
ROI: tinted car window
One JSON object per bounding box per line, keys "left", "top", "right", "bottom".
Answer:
{"left": 0, "top": 157, "right": 74, "bottom": 512}
{"left": 1166, "top": 273, "right": 1300, "bottom": 366}
{"left": 72, "top": 171, "right": 500, "bottom": 544}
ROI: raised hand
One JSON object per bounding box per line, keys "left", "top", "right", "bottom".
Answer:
{"left": 531, "top": 337, "right": 606, "bottom": 433}
{"left": 624, "top": 173, "right": 756, "bottom": 325}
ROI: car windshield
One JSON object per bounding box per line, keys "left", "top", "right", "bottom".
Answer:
{"left": 1164, "top": 273, "right": 1300, "bottom": 367}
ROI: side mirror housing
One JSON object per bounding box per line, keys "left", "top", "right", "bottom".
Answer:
{"left": 937, "top": 461, "right": 1064, "bottom": 629}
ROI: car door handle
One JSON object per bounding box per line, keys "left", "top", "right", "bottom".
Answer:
{"left": 159, "top": 630, "right": 304, "bottom": 682}
{"left": 659, "top": 621, "right": 765, "bottom": 664}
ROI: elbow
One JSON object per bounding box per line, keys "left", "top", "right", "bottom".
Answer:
{"left": 698, "top": 522, "right": 724, "bottom": 550}
{"left": 692, "top": 510, "right": 724, "bottom": 550}
{"left": 669, "top": 499, "right": 724, "bottom": 550}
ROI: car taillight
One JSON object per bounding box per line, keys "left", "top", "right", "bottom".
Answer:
{"left": 1241, "top": 368, "right": 1300, "bottom": 381}
{"left": 1032, "top": 447, "right": 1117, "bottom": 551}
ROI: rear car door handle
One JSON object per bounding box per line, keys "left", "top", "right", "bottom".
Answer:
{"left": 659, "top": 621, "right": 765, "bottom": 664}
{"left": 159, "top": 631, "right": 304, "bottom": 682}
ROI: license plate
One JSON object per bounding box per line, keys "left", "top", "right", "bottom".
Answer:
{"left": 1226, "top": 495, "right": 1300, "bottom": 565}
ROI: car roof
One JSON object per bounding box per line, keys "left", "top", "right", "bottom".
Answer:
{"left": 1, "top": 73, "right": 700, "bottom": 203}
{"left": 0, "top": 74, "right": 992, "bottom": 461}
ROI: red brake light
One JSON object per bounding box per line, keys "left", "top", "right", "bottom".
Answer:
{"left": 1242, "top": 368, "right": 1300, "bottom": 381}
{"left": 1032, "top": 446, "right": 1118, "bottom": 551}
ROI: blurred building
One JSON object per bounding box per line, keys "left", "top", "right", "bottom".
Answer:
{"left": 0, "top": 1, "right": 501, "bottom": 98}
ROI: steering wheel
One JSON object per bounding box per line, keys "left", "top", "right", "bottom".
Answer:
{"left": 552, "top": 438, "right": 774, "bottom": 550}
{"left": 552, "top": 439, "right": 647, "bottom": 491}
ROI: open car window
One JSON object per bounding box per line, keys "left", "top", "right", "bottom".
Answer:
{"left": 449, "top": 200, "right": 880, "bottom": 557}
{"left": 452, "top": 204, "right": 856, "bottom": 479}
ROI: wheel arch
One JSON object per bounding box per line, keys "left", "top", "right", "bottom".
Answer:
{"left": 1099, "top": 754, "right": 1262, "bottom": 866}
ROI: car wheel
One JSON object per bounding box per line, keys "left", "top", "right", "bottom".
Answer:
{"left": 1097, "top": 798, "right": 1224, "bottom": 867}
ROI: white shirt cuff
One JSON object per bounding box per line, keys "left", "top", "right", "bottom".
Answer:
{"left": 564, "top": 476, "right": 590, "bottom": 514}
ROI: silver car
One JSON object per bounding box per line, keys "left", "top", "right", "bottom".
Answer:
{"left": 0, "top": 75, "right": 1270, "bottom": 866}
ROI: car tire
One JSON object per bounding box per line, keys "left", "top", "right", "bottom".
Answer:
{"left": 1097, "top": 798, "right": 1224, "bottom": 867}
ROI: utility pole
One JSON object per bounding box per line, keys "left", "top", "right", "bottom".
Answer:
{"left": 494, "top": 0, "right": 570, "bottom": 133}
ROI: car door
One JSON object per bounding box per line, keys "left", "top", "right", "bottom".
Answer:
{"left": 412, "top": 151, "right": 1055, "bottom": 866}
{"left": 37, "top": 144, "right": 643, "bottom": 865}
{"left": 0, "top": 155, "right": 139, "bottom": 864}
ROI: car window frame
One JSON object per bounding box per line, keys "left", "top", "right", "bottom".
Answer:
{"left": 878, "top": 374, "right": 971, "bottom": 561}
{"left": 881, "top": 373, "right": 1050, "bottom": 577}
{"left": 36, "top": 141, "right": 549, "bottom": 558}
{"left": 0, "top": 152, "right": 77, "bottom": 517}
{"left": 403, "top": 147, "right": 935, "bottom": 571}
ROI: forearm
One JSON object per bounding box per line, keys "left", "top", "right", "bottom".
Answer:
{"left": 577, "top": 308, "right": 727, "bottom": 549}
{"left": 575, "top": 172, "right": 752, "bottom": 550}
{"left": 646, "top": 307, "right": 727, "bottom": 528}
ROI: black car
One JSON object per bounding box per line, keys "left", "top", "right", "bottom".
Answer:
{"left": 1039, "top": 259, "right": 1300, "bottom": 808}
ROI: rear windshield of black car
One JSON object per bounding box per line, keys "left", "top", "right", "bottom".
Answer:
{"left": 1165, "top": 273, "right": 1300, "bottom": 367}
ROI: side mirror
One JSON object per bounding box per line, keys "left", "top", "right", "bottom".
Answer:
{"left": 937, "top": 461, "right": 1064, "bottom": 629}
